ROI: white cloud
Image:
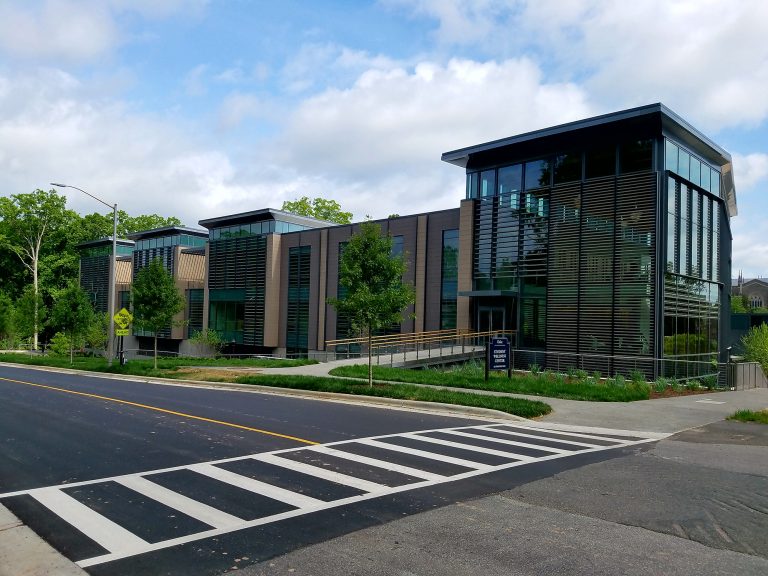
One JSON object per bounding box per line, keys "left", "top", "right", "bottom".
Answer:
{"left": 217, "top": 93, "right": 276, "bottom": 130}
{"left": 0, "top": 0, "right": 118, "bottom": 62}
{"left": 183, "top": 64, "right": 208, "bottom": 96}
{"left": 733, "top": 153, "right": 768, "bottom": 191}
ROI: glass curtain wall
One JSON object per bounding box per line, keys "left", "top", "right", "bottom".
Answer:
{"left": 287, "top": 245, "right": 311, "bottom": 356}
{"left": 440, "top": 229, "right": 459, "bottom": 329}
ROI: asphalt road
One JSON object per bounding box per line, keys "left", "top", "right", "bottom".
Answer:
{"left": 0, "top": 364, "right": 657, "bottom": 575}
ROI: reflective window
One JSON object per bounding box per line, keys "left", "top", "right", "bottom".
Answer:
{"left": 553, "top": 151, "right": 581, "bottom": 184}
{"left": 690, "top": 157, "right": 701, "bottom": 186}
{"left": 391, "top": 235, "right": 404, "bottom": 257}
{"left": 524, "top": 159, "right": 551, "bottom": 190}
{"left": 480, "top": 170, "right": 496, "bottom": 197}
{"left": 678, "top": 150, "right": 690, "bottom": 180}
{"left": 700, "top": 165, "right": 711, "bottom": 192}
{"left": 585, "top": 146, "right": 615, "bottom": 179}
{"left": 498, "top": 164, "right": 522, "bottom": 195}
{"left": 620, "top": 139, "right": 653, "bottom": 173}
{"left": 466, "top": 172, "right": 479, "bottom": 199}
{"left": 665, "top": 140, "right": 679, "bottom": 173}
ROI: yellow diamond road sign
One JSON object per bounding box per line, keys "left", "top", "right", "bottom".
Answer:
{"left": 113, "top": 308, "right": 133, "bottom": 330}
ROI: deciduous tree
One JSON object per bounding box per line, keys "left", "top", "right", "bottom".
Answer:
{"left": 282, "top": 196, "right": 352, "bottom": 224}
{"left": 328, "top": 221, "right": 415, "bottom": 386}
{"left": 132, "top": 258, "right": 185, "bottom": 368}
{"left": 50, "top": 283, "right": 95, "bottom": 363}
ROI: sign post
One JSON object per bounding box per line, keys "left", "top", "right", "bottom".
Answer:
{"left": 486, "top": 336, "right": 510, "bottom": 381}
{"left": 113, "top": 308, "right": 133, "bottom": 365}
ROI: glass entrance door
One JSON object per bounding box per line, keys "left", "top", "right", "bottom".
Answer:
{"left": 478, "top": 306, "right": 506, "bottom": 335}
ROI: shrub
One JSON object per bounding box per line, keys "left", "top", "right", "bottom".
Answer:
{"left": 653, "top": 378, "right": 669, "bottom": 393}
{"left": 687, "top": 379, "right": 702, "bottom": 391}
{"left": 48, "top": 332, "right": 71, "bottom": 356}
{"left": 741, "top": 324, "right": 768, "bottom": 374}
{"left": 592, "top": 370, "right": 602, "bottom": 380}
{"left": 672, "top": 380, "right": 685, "bottom": 393}
{"left": 628, "top": 369, "right": 646, "bottom": 384}
{"left": 529, "top": 363, "right": 541, "bottom": 375}
{"left": 607, "top": 374, "right": 626, "bottom": 388}
{"left": 701, "top": 374, "right": 718, "bottom": 390}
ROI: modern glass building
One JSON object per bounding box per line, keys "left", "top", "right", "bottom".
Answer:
{"left": 79, "top": 104, "right": 735, "bottom": 375}
{"left": 442, "top": 103, "right": 736, "bottom": 375}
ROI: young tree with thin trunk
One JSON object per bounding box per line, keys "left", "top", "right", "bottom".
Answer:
{"left": 50, "top": 284, "right": 95, "bottom": 364}
{"left": 328, "top": 221, "right": 415, "bottom": 386}
{"left": 131, "top": 258, "right": 185, "bottom": 369}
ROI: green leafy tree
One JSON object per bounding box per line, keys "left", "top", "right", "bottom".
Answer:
{"left": 14, "top": 286, "right": 47, "bottom": 350}
{"left": 731, "top": 294, "right": 749, "bottom": 314}
{"left": 86, "top": 312, "right": 110, "bottom": 353}
{"left": 328, "top": 221, "right": 415, "bottom": 386}
{"left": 741, "top": 323, "right": 768, "bottom": 375}
{"left": 0, "top": 189, "right": 71, "bottom": 349}
{"left": 0, "top": 292, "right": 13, "bottom": 342}
{"left": 132, "top": 258, "right": 185, "bottom": 368}
{"left": 50, "top": 283, "right": 95, "bottom": 363}
{"left": 281, "top": 196, "right": 353, "bottom": 224}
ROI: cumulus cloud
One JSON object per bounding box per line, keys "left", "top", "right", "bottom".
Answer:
{"left": 733, "top": 153, "right": 768, "bottom": 191}
{"left": 390, "top": 0, "right": 768, "bottom": 131}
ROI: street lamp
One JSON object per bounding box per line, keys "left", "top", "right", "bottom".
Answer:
{"left": 51, "top": 183, "right": 118, "bottom": 366}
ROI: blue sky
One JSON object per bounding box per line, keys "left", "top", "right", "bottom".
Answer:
{"left": 1, "top": 0, "right": 767, "bottom": 276}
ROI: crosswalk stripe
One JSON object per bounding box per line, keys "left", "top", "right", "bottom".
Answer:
{"left": 309, "top": 445, "right": 444, "bottom": 481}
{"left": 403, "top": 432, "right": 544, "bottom": 459}
{"left": 436, "top": 430, "right": 572, "bottom": 454}
{"left": 115, "top": 476, "right": 245, "bottom": 529}
{"left": 360, "top": 438, "right": 496, "bottom": 469}
{"left": 187, "top": 464, "right": 326, "bottom": 510}
{"left": 30, "top": 487, "right": 148, "bottom": 554}
{"left": 251, "top": 454, "right": 388, "bottom": 494}
{"left": 480, "top": 425, "right": 608, "bottom": 448}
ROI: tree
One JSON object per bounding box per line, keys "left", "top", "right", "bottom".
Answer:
{"left": 50, "top": 284, "right": 95, "bottom": 364}
{"left": 328, "top": 221, "right": 415, "bottom": 386}
{"left": 190, "top": 328, "right": 225, "bottom": 357}
{"left": 281, "top": 196, "right": 353, "bottom": 224}
{"left": 0, "top": 292, "right": 14, "bottom": 344}
{"left": 132, "top": 258, "right": 185, "bottom": 368}
{"left": 741, "top": 323, "right": 768, "bottom": 375}
{"left": 14, "top": 286, "right": 47, "bottom": 350}
{"left": 0, "top": 189, "right": 71, "bottom": 349}
{"left": 731, "top": 294, "right": 749, "bottom": 314}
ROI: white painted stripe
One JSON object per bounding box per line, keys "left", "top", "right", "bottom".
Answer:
{"left": 188, "top": 464, "right": 324, "bottom": 509}
{"left": 115, "top": 476, "right": 244, "bottom": 529}
{"left": 481, "top": 425, "right": 607, "bottom": 448}
{"left": 309, "top": 445, "right": 444, "bottom": 481}
{"left": 31, "top": 487, "right": 148, "bottom": 554}
{"left": 399, "top": 434, "right": 537, "bottom": 460}
{"left": 428, "top": 430, "right": 571, "bottom": 454}
{"left": 74, "top": 434, "right": 662, "bottom": 568}
{"left": 360, "top": 438, "right": 495, "bottom": 469}
{"left": 252, "top": 454, "right": 387, "bottom": 494}
{"left": 506, "top": 425, "right": 639, "bottom": 443}
{"left": 695, "top": 399, "right": 726, "bottom": 404}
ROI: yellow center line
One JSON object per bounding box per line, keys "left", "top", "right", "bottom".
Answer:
{"left": 0, "top": 376, "right": 318, "bottom": 445}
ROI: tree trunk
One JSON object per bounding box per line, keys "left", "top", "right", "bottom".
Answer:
{"left": 367, "top": 329, "right": 373, "bottom": 387}
{"left": 154, "top": 334, "right": 158, "bottom": 370}
{"left": 32, "top": 259, "right": 38, "bottom": 351}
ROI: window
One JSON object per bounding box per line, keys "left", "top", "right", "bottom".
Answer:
{"left": 620, "top": 139, "right": 653, "bottom": 173}
{"left": 524, "top": 159, "right": 550, "bottom": 190}
{"left": 498, "top": 164, "right": 522, "bottom": 195}
{"left": 391, "top": 235, "right": 404, "bottom": 257}
{"left": 466, "top": 172, "right": 479, "bottom": 199}
{"left": 440, "top": 230, "right": 459, "bottom": 330}
{"left": 585, "top": 146, "right": 615, "bottom": 179}
{"left": 750, "top": 296, "right": 764, "bottom": 309}
{"left": 553, "top": 151, "right": 581, "bottom": 184}
{"left": 480, "top": 170, "right": 496, "bottom": 197}
{"left": 665, "top": 140, "right": 679, "bottom": 174}
{"left": 678, "top": 150, "right": 690, "bottom": 180}
{"left": 287, "top": 246, "right": 311, "bottom": 355}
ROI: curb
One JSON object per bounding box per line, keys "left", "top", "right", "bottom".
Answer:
{"left": 0, "top": 361, "right": 527, "bottom": 422}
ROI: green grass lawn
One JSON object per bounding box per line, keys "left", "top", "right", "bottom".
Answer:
{"left": 727, "top": 409, "right": 768, "bottom": 424}
{"left": 329, "top": 364, "right": 652, "bottom": 402}
{"left": 0, "top": 352, "right": 316, "bottom": 378}
{"left": 234, "top": 374, "right": 551, "bottom": 418}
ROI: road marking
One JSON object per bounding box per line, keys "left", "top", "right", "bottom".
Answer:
{"left": 0, "top": 375, "right": 317, "bottom": 445}
{"left": 115, "top": 476, "right": 245, "bottom": 529}
{"left": 2, "top": 422, "right": 663, "bottom": 568}
{"left": 695, "top": 399, "right": 726, "bottom": 404}
{"left": 362, "top": 437, "right": 501, "bottom": 467}
{"left": 309, "top": 445, "right": 446, "bottom": 481}
{"left": 436, "top": 429, "right": 572, "bottom": 454}
{"left": 31, "top": 487, "right": 148, "bottom": 555}
{"left": 188, "top": 463, "right": 325, "bottom": 509}
{"left": 483, "top": 425, "right": 610, "bottom": 447}
{"left": 251, "top": 453, "right": 388, "bottom": 494}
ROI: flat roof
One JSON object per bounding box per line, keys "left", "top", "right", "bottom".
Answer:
{"left": 127, "top": 225, "right": 208, "bottom": 240}
{"left": 198, "top": 208, "right": 333, "bottom": 230}
{"left": 75, "top": 237, "right": 135, "bottom": 249}
{"left": 441, "top": 103, "right": 736, "bottom": 217}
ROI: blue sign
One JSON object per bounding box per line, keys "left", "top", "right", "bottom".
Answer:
{"left": 489, "top": 337, "right": 510, "bottom": 371}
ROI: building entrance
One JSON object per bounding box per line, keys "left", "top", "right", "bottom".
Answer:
{"left": 478, "top": 306, "right": 506, "bottom": 335}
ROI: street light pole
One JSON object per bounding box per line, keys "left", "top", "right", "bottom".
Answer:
{"left": 51, "top": 183, "right": 118, "bottom": 366}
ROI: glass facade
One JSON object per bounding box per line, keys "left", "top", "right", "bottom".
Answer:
{"left": 134, "top": 234, "right": 205, "bottom": 250}
{"left": 440, "top": 229, "right": 459, "bottom": 329}
{"left": 663, "top": 172, "right": 722, "bottom": 373}
{"left": 209, "top": 219, "right": 313, "bottom": 240}
{"left": 287, "top": 246, "right": 311, "bottom": 356}
{"left": 664, "top": 139, "right": 721, "bottom": 197}
{"left": 186, "top": 289, "right": 204, "bottom": 338}
{"left": 80, "top": 244, "right": 134, "bottom": 257}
